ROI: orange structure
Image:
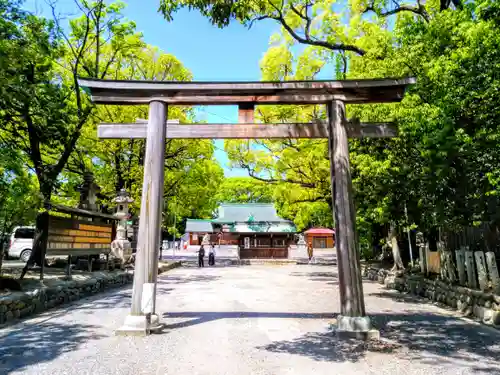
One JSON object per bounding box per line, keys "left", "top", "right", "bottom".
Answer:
{"left": 304, "top": 228, "right": 335, "bottom": 249}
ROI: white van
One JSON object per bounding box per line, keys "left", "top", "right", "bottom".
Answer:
{"left": 7, "top": 227, "right": 35, "bottom": 262}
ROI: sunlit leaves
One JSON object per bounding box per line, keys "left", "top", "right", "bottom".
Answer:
{"left": 215, "top": 177, "right": 274, "bottom": 204}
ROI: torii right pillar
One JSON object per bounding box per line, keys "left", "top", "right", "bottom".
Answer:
{"left": 327, "top": 100, "right": 379, "bottom": 340}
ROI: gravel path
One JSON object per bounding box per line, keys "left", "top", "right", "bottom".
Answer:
{"left": 1, "top": 264, "right": 499, "bottom": 375}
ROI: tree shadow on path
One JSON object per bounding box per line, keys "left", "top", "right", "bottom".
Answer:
{"left": 261, "top": 329, "right": 398, "bottom": 362}
{"left": 157, "top": 274, "right": 221, "bottom": 285}
{"left": 162, "top": 311, "right": 335, "bottom": 330}
{"left": 369, "top": 290, "right": 434, "bottom": 305}
{"left": 290, "top": 271, "right": 339, "bottom": 285}
{"left": 162, "top": 308, "right": 500, "bottom": 372}
{"left": 290, "top": 271, "right": 338, "bottom": 279}
{"left": 0, "top": 321, "right": 105, "bottom": 374}
{"left": 260, "top": 312, "right": 500, "bottom": 372}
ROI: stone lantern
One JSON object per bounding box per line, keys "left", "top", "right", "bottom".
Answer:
{"left": 111, "top": 189, "right": 134, "bottom": 264}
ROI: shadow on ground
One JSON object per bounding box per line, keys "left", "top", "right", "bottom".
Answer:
{"left": 0, "top": 274, "right": 182, "bottom": 372}
{"left": 260, "top": 312, "right": 500, "bottom": 372}
{"left": 0, "top": 321, "right": 105, "bottom": 374}
{"left": 369, "top": 290, "right": 433, "bottom": 305}
{"left": 35, "top": 282, "right": 175, "bottom": 316}
{"left": 291, "top": 271, "right": 338, "bottom": 278}
{"left": 290, "top": 271, "right": 339, "bottom": 285}
{"left": 161, "top": 309, "right": 500, "bottom": 371}
{"left": 162, "top": 311, "right": 335, "bottom": 330}
{"left": 261, "top": 330, "right": 398, "bottom": 362}
{"left": 157, "top": 274, "right": 221, "bottom": 285}
{"left": 2, "top": 269, "right": 214, "bottom": 322}
{"left": 306, "top": 262, "right": 338, "bottom": 266}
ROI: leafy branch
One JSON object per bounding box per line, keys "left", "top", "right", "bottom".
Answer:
{"left": 250, "top": 0, "right": 367, "bottom": 55}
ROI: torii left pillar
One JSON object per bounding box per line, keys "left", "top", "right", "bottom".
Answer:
{"left": 117, "top": 101, "right": 167, "bottom": 336}
{"left": 327, "top": 100, "right": 379, "bottom": 340}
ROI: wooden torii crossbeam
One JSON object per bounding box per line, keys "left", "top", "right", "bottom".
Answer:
{"left": 78, "top": 77, "right": 416, "bottom": 338}
{"left": 97, "top": 121, "right": 398, "bottom": 139}
{"left": 81, "top": 77, "right": 414, "bottom": 105}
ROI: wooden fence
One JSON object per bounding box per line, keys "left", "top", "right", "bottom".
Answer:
{"left": 420, "top": 223, "right": 500, "bottom": 294}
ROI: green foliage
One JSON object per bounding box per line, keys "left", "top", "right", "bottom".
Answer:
{"left": 215, "top": 177, "right": 274, "bottom": 204}
{"left": 0, "top": 146, "right": 40, "bottom": 249}
{"left": 347, "top": 4, "right": 500, "bottom": 234}
{"left": 72, "top": 42, "right": 224, "bottom": 233}
{"left": 0, "top": 0, "right": 72, "bottom": 197}
{"left": 0, "top": 0, "right": 224, "bottom": 248}
{"left": 0, "top": 0, "right": 144, "bottom": 200}
{"left": 350, "top": 4, "right": 500, "bottom": 241}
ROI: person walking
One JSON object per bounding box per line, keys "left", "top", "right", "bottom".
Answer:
{"left": 208, "top": 243, "right": 216, "bottom": 266}
{"left": 307, "top": 242, "right": 314, "bottom": 261}
{"left": 197, "top": 245, "right": 205, "bottom": 268}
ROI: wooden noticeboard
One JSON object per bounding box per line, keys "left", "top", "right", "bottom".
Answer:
{"left": 46, "top": 215, "right": 114, "bottom": 256}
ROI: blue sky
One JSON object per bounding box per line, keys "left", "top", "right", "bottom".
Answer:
{"left": 26, "top": 0, "right": 334, "bottom": 177}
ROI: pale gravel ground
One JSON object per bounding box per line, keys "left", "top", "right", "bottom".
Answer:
{"left": 1, "top": 264, "right": 500, "bottom": 375}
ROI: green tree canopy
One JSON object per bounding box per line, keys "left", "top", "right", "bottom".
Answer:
{"left": 215, "top": 177, "right": 275, "bottom": 204}
{"left": 0, "top": 0, "right": 143, "bottom": 200}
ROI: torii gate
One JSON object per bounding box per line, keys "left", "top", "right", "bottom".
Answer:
{"left": 79, "top": 77, "right": 415, "bottom": 338}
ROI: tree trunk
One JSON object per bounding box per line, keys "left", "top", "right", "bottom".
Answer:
{"left": 0, "top": 217, "right": 10, "bottom": 276}
{"left": 0, "top": 237, "right": 5, "bottom": 275}
{"left": 114, "top": 151, "right": 125, "bottom": 192}
{"left": 19, "top": 179, "right": 52, "bottom": 280}
{"left": 19, "top": 211, "right": 49, "bottom": 280}
{"left": 427, "top": 227, "right": 439, "bottom": 252}
{"left": 326, "top": 191, "right": 334, "bottom": 212}
{"left": 370, "top": 222, "right": 384, "bottom": 259}
{"left": 389, "top": 224, "right": 405, "bottom": 271}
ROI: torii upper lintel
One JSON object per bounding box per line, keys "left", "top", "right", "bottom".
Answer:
{"left": 78, "top": 77, "right": 415, "bottom": 105}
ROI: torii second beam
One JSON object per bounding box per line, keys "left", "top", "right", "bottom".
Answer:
{"left": 97, "top": 121, "right": 398, "bottom": 139}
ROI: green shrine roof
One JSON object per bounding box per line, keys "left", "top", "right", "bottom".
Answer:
{"left": 227, "top": 222, "right": 296, "bottom": 233}
{"left": 185, "top": 219, "right": 213, "bottom": 233}
{"left": 185, "top": 204, "right": 297, "bottom": 234}
{"left": 212, "top": 203, "right": 286, "bottom": 223}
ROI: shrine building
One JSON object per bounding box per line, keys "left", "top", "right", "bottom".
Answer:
{"left": 185, "top": 203, "right": 297, "bottom": 259}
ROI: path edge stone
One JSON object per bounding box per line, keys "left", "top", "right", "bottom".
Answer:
{"left": 362, "top": 264, "right": 500, "bottom": 330}
{"left": 0, "top": 261, "right": 181, "bottom": 328}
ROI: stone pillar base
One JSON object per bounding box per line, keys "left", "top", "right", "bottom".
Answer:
{"left": 149, "top": 313, "right": 164, "bottom": 333}
{"left": 335, "top": 315, "right": 380, "bottom": 340}
{"left": 116, "top": 314, "right": 150, "bottom": 336}
{"left": 116, "top": 314, "right": 164, "bottom": 336}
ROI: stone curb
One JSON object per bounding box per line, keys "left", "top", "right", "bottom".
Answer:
{"left": 0, "top": 261, "right": 182, "bottom": 328}
{"left": 362, "top": 265, "right": 500, "bottom": 329}
{"left": 229, "top": 259, "right": 336, "bottom": 266}
{"left": 232, "top": 259, "right": 299, "bottom": 266}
